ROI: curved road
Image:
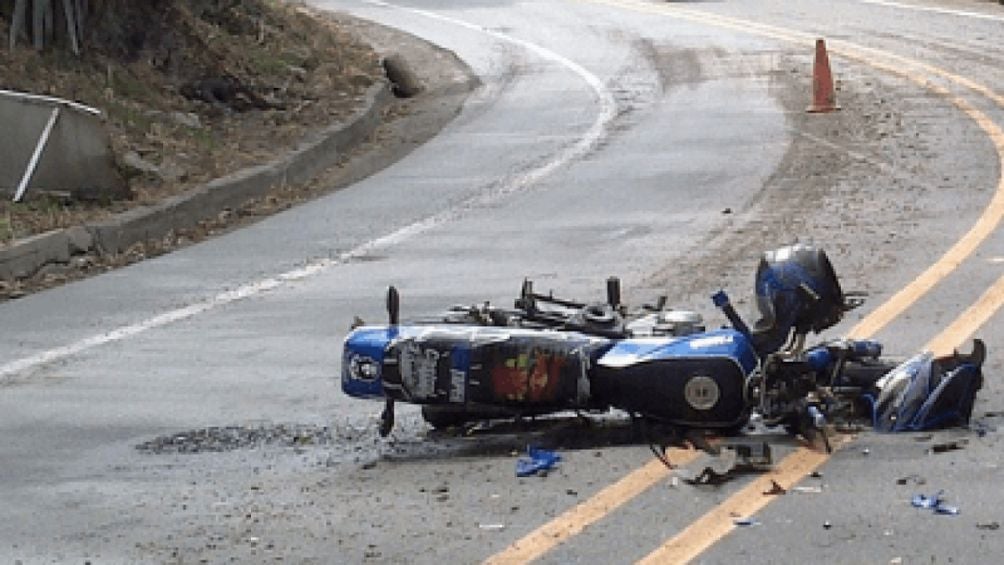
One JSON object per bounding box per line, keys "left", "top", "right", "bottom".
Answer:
{"left": 1, "top": 0, "right": 1003, "bottom": 562}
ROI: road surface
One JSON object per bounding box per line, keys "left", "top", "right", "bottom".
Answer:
{"left": 2, "top": 0, "right": 1003, "bottom": 562}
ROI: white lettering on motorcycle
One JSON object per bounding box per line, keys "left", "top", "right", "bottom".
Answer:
{"left": 400, "top": 343, "right": 441, "bottom": 399}
{"left": 689, "top": 334, "right": 733, "bottom": 349}
{"left": 449, "top": 369, "right": 466, "bottom": 402}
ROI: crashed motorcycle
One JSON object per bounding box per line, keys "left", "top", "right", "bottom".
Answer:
{"left": 341, "top": 243, "right": 985, "bottom": 446}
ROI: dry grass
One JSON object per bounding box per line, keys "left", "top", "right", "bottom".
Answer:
{"left": 0, "top": 1, "right": 382, "bottom": 245}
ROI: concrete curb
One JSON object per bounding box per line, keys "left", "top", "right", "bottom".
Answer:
{"left": 0, "top": 80, "right": 393, "bottom": 278}
{"left": 87, "top": 81, "right": 393, "bottom": 256}
{"left": 0, "top": 11, "right": 482, "bottom": 287}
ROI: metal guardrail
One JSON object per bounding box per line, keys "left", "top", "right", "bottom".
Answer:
{"left": 0, "top": 89, "right": 127, "bottom": 202}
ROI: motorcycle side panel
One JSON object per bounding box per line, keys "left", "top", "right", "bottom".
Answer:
{"left": 380, "top": 327, "right": 610, "bottom": 409}
{"left": 593, "top": 329, "right": 757, "bottom": 427}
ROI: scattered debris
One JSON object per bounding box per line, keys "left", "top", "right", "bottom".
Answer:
{"left": 970, "top": 421, "right": 993, "bottom": 437}
{"left": 929, "top": 439, "right": 968, "bottom": 454}
{"left": 934, "top": 504, "right": 960, "bottom": 516}
{"left": 136, "top": 423, "right": 337, "bottom": 454}
{"left": 763, "top": 480, "right": 786, "bottom": 496}
{"left": 791, "top": 486, "right": 823, "bottom": 494}
{"left": 733, "top": 516, "right": 760, "bottom": 527}
{"left": 809, "top": 471, "right": 823, "bottom": 479}
{"left": 911, "top": 492, "right": 940, "bottom": 508}
{"left": 427, "top": 484, "right": 449, "bottom": 502}
{"left": 679, "top": 449, "right": 738, "bottom": 485}
{"left": 678, "top": 442, "right": 772, "bottom": 485}
{"left": 515, "top": 446, "right": 561, "bottom": 477}
{"left": 911, "top": 490, "right": 960, "bottom": 515}
{"left": 896, "top": 474, "right": 926, "bottom": 486}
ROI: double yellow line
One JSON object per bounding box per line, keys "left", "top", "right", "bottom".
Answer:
{"left": 485, "top": 0, "right": 1004, "bottom": 563}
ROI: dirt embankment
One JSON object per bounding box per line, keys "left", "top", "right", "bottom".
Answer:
{"left": 0, "top": 0, "right": 383, "bottom": 243}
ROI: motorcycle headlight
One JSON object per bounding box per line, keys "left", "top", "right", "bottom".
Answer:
{"left": 348, "top": 355, "right": 380, "bottom": 381}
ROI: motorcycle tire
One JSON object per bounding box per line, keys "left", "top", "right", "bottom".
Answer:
{"left": 421, "top": 406, "right": 474, "bottom": 430}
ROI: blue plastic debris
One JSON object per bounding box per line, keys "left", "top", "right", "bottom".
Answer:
{"left": 516, "top": 446, "right": 561, "bottom": 477}
{"left": 911, "top": 492, "right": 940, "bottom": 509}
{"left": 934, "top": 503, "right": 960, "bottom": 515}
{"left": 911, "top": 490, "right": 959, "bottom": 515}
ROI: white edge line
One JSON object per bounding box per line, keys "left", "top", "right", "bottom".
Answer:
{"left": 0, "top": 89, "right": 103, "bottom": 116}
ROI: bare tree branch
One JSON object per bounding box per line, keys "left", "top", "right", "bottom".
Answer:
{"left": 10, "top": 0, "right": 28, "bottom": 51}
{"left": 43, "top": 0, "right": 54, "bottom": 46}
{"left": 62, "top": 0, "right": 80, "bottom": 55}
{"left": 74, "top": 0, "right": 86, "bottom": 44}
{"left": 33, "top": 0, "right": 46, "bottom": 50}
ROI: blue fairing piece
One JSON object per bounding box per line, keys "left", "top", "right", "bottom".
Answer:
{"left": 515, "top": 446, "right": 561, "bottom": 477}
{"left": 342, "top": 326, "right": 402, "bottom": 399}
{"left": 598, "top": 328, "right": 757, "bottom": 373}
{"left": 867, "top": 349, "right": 984, "bottom": 432}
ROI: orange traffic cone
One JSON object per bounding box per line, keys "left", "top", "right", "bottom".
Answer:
{"left": 807, "top": 39, "right": 839, "bottom": 113}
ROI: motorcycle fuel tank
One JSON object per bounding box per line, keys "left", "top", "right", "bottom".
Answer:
{"left": 592, "top": 328, "right": 759, "bottom": 428}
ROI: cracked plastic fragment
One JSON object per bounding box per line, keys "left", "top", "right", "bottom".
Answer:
{"left": 911, "top": 490, "right": 960, "bottom": 515}
{"left": 515, "top": 446, "right": 561, "bottom": 477}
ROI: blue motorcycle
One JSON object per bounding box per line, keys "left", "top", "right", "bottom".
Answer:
{"left": 342, "top": 244, "right": 985, "bottom": 444}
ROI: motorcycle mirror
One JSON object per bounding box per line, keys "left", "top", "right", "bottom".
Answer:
{"left": 517, "top": 279, "right": 535, "bottom": 312}
{"left": 387, "top": 286, "right": 400, "bottom": 326}
{"left": 607, "top": 277, "right": 621, "bottom": 309}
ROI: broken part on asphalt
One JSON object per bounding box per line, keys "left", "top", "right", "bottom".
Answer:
{"left": 912, "top": 490, "right": 961, "bottom": 516}
{"left": 515, "top": 445, "right": 562, "bottom": 477}
{"left": 339, "top": 243, "right": 988, "bottom": 471}
{"left": 675, "top": 441, "right": 773, "bottom": 485}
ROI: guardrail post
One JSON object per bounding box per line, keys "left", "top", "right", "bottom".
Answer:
{"left": 13, "top": 106, "right": 61, "bottom": 203}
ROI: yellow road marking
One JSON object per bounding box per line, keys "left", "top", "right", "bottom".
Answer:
{"left": 638, "top": 436, "right": 849, "bottom": 565}
{"left": 481, "top": 1, "right": 1004, "bottom": 563}
{"left": 580, "top": 0, "right": 1004, "bottom": 341}
{"left": 483, "top": 447, "right": 700, "bottom": 564}
{"left": 642, "top": 285, "right": 1001, "bottom": 564}
{"left": 638, "top": 268, "right": 1003, "bottom": 564}
{"left": 925, "top": 273, "right": 1004, "bottom": 356}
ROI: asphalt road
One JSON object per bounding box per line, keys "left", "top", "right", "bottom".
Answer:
{"left": 2, "top": 0, "right": 1004, "bottom": 563}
